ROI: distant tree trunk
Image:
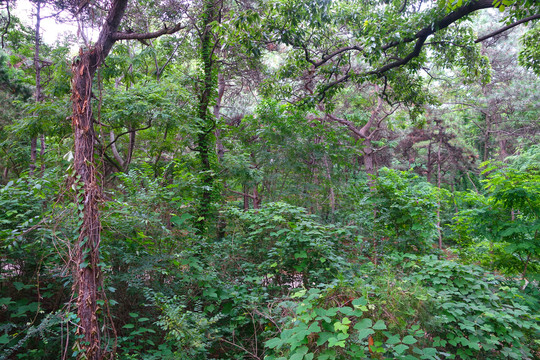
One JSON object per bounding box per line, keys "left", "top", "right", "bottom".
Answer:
{"left": 483, "top": 114, "right": 491, "bottom": 162}
{"left": 363, "top": 139, "right": 375, "bottom": 179}
{"left": 437, "top": 129, "right": 443, "bottom": 249}
{"left": 40, "top": 134, "right": 45, "bottom": 174}
{"left": 30, "top": 137, "right": 37, "bottom": 176}
{"left": 253, "top": 185, "right": 260, "bottom": 209}
{"left": 30, "top": 1, "right": 42, "bottom": 176}
{"left": 214, "top": 72, "right": 225, "bottom": 161}
{"left": 243, "top": 184, "right": 249, "bottom": 210}
{"left": 426, "top": 140, "right": 432, "bottom": 183}
{"left": 323, "top": 154, "right": 335, "bottom": 213}
{"left": 499, "top": 138, "right": 508, "bottom": 161}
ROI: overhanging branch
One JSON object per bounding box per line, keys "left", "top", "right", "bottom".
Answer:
{"left": 113, "top": 23, "right": 186, "bottom": 41}
{"left": 475, "top": 14, "right": 540, "bottom": 43}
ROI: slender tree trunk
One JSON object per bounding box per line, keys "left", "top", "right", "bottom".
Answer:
{"left": 71, "top": 52, "right": 103, "bottom": 360}
{"left": 363, "top": 138, "right": 376, "bottom": 190}
{"left": 483, "top": 114, "right": 491, "bottom": 162}
{"left": 40, "top": 134, "right": 45, "bottom": 174}
{"left": 30, "top": 1, "right": 42, "bottom": 176}
{"left": 214, "top": 72, "right": 225, "bottom": 161}
{"left": 426, "top": 140, "right": 433, "bottom": 183}
{"left": 30, "top": 137, "right": 37, "bottom": 176}
{"left": 243, "top": 184, "right": 249, "bottom": 211}
{"left": 499, "top": 138, "right": 508, "bottom": 161}
{"left": 437, "top": 129, "right": 443, "bottom": 249}
{"left": 323, "top": 155, "right": 335, "bottom": 213}
{"left": 253, "top": 185, "right": 260, "bottom": 209}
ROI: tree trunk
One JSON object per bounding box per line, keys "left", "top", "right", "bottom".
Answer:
{"left": 253, "top": 185, "right": 260, "bottom": 209}
{"left": 195, "top": 0, "right": 220, "bottom": 234}
{"left": 71, "top": 52, "right": 103, "bottom": 360}
{"left": 30, "top": 137, "right": 37, "bottom": 176}
{"left": 69, "top": 1, "right": 129, "bottom": 357}
{"left": 40, "top": 134, "right": 45, "bottom": 175}
{"left": 214, "top": 72, "right": 225, "bottom": 162}
{"left": 243, "top": 184, "right": 249, "bottom": 210}
{"left": 437, "top": 129, "right": 443, "bottom": 249}
{"left": 363, "top": 138, "right": 375, "bottom": 189}
{"left": 323, "top": 154, "right": 335, "bottom": 213}
{"left": 30, "top": 1, "right": 42, "bottom": 177}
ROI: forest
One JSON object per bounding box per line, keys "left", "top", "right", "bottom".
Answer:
{"left": 0, "top": 0, "right": 539, "bottom": 359}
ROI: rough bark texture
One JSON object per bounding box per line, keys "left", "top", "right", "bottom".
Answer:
{"left": 71, "top": 51, "right": 103, "bottom": 359}
{"left": 68, "top": 6, "right": 187, "bottom": 354}
{"left": 70, "top": 1, "right": 128, "bottom": 358}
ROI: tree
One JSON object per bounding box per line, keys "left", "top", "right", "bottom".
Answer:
{"left": 66, "top": 1, "right": 185, "bottom": 357}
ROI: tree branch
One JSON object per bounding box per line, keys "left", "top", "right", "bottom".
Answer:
{"left": 475, "top": 14, "right": 540, "bottom": 43}
{"left": 113, "top": 23, "right": 186, "bottom": 41}
{"left": 105, "top": 122, "right": 152, "bottom": 150}
{"left": 381, "top": 0, "right": 493, "bottom": 51}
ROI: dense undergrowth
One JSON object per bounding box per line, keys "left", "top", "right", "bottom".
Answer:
{"left": 1, "top": 156, "right": 538, "bottom": 359}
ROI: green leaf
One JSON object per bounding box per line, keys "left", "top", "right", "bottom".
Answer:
{"left": 266, "top": 337, "right": 283, "bottom": 349}
{"left": 372, "top": 320, "right": 386, "bottom": 330}
{"left": 0, "top": 334, "right": 10, "bottom": 344}
{"left": 402, "top": 335, "right": 417, "bottom": 345}
{"left": 356, "top": 328, "right": 375, "bottom": 341}
{"left": 394, "top": 344, "right": 408, "bottom": 354}
{"left": 316, "top": 332, "right": 333, "bottom": 346}
{"left": 353, "top": 318, "right": 372, "bottom": 330}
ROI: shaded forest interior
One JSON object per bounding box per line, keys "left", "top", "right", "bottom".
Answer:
{"left": 0, "top": 0, "right": 539, "bottom": 359}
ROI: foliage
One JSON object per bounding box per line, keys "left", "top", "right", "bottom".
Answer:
{"left": 225, "top": 202, "right": 350, "bottom": 288}
{"left": 0, "top": 1, "right": 538, "bottom": 359}
{"left": 403, "top": 254, "right": 539, "bottom": 360}
{"left": 347, "top": 168, "right": 440, "bottom": 256}
{"left": 265, "top": 286, "right": 432, "bottom": 360}
{"left": 454, "top": 146, "right": 540, "bottom": 279}
{"left": 519, "top": 23, "right": 540, "bottom": 75}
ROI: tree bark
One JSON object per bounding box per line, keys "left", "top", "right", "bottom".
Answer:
{"left": 70, "top": 1, "right": 128, "bottom": 358}
{"left": 71, "top": 50, "right": 103, "bottom": 360}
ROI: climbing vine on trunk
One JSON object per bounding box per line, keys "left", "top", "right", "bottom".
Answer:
{"left": 195, "top": 0, "right": 222, "bottom": 235}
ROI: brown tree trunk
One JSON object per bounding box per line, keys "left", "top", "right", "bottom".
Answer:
{"left": 30, "top": 137, "right": 37, "bottom": 176}
{"left": 253, "top": 185, "right": 260, "bottom": 209}
{"left": 71, "top": 52, "right": 103, "bottom": 360}
{"left": 69, "top": 2, "right": 129, "bottom": 358}
{"left": 40, "top": 134, "right": 45, "bottom": 175}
